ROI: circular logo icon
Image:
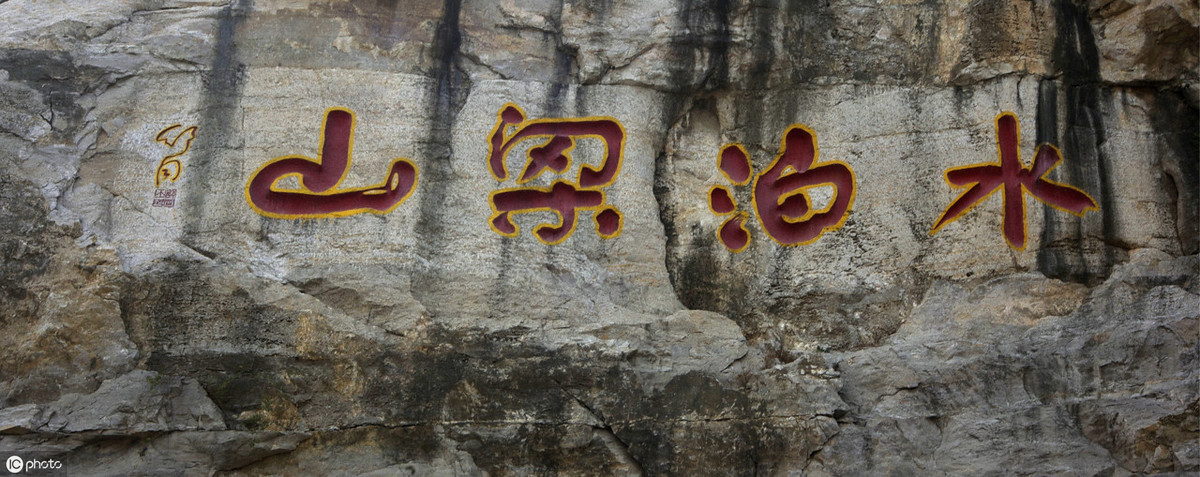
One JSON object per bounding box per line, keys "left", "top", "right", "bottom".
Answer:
{"left": 5, "top": 456, "right": 21, "bottom": 474}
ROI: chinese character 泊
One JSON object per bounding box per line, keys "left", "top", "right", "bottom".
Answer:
{"left": 709, "top": 125, "right": 856, "bottom": 252}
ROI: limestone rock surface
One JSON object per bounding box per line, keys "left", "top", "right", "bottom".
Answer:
{"left": 0, "top": 0, "right": 1196, "bottom": 475}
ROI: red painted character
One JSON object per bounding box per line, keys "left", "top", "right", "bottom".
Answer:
{"left": 486, "top": 103, "right": 625, "bottom": 245}
{"left": 245, "top": 108, "right": 419, "bottom": 219}
{"left": 709, "top": 125, "right": 856, "bottom": 252}
{"left": 931, "top": 112, "right": 1098, "bottom": 250}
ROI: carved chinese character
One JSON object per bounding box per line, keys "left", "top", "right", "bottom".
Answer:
{"left": 154, "top": 124, "right": 197, "bottom": 188}
{"left": 709, "top": 125, "right": 857, "bottom": 252}
{"left": 931, "top": 112, "right": 1098, "bottom": 250}
{"left": 486, "top": 103, "right": 624, "bottom": 245}
{"left": 245, "top": 108, "right": 419, "bottom": 219}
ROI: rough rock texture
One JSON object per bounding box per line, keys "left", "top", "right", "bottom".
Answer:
{"left": 0, "top": 0, "right": 1196, "bottom": 475}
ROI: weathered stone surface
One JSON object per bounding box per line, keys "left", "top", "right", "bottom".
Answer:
{"left": 0, "top": 0, "right": 1195, "bottom": 474}
{"left": 816, "top": 250, "right": 1198, "bottom": 474}
{"left": 40, "top": 370, "right": 225, "bottom": 433}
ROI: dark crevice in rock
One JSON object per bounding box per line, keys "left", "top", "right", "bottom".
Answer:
{"left": 653, "top": 90, "right": 697, "bottom": 310}
{"left": 554, "top": 379, "right": 647, "bottom": 475}
{"left": 1149, "top": 89, "right": 1199, "bottom": 255}
{"left": 656, "top": 96, "right": 750, "bottom": 325}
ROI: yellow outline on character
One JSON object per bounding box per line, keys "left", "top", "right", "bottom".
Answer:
{"left": 485, "top": 102, "right": 628, "bottom": 245}
{"left": 749, "top": 124, "right": 857, "bottom": 247}
{"left": 930, "top": 111, "right": 1098, "bottom": 251}
{"left": 154, "top": 124, "right": 198, "bottom": 188}
{"left": 244, "top": 107, "right": 419, "bottom": 220}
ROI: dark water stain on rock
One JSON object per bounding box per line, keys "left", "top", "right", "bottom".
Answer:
{"left": 411, "top": 0, "right": 469, "bottom": 314}
{"left": 124, "top": 265, "right": 578, "bottom": 429}
{"left": 181, "top": 0, "right": 250, "bottom": 251}
{"left": 0, "top": 49, "right": 101, "bottom": 141}
{"left": 666, "top": 0, "right": 733, "bottom": 92}
{"left": 484, "top": 238, "right": 516, "bottom": 320}
{"left": 117, "top": 262, "right": 302, "bottom": 424}
{"left": 1035, "top": 79, "right": 1059, "bottom": 146}
{"left": 1038, "top": 0, "right": 1116, "bottom": 284}
{"left": 542, "top": 1, "right": 574, "bottom": 116}
{"left": 1035, "top": 79, "right": 1089, "bottom": 277}
{"left": 738, "top": 2, "right": 778, "bottom": 145}
{"left": 544, "top": 45, "right": 575, "bottom": 115}
{"left": 303, "top": 0, "right": 435, "bottom": 59}
{"left": 364, "top": 0, "right": 405, "bottom": 51}
{"left": 322, "top": 425, "right": 443, "bottom": 469}
{"left": 951, "top": 85, "right": 972, "bottom": 114}
{"left": 746, "top": 2, "right": 778, "bottom": 91}
{"left": 780, "top": 0, "right": 843, "bottom": 85}
{"left": 0, "top": 173, "right": 62, "bottom": 338}
{"left": 915, "top": 0, "right": 942, "bottom": 83}
{"left": 0, "top": 49, "right": 78, "bottom": 86}
{"left": 674, "top": 223, "right": 755, "bottom": 329}
{"left": 430, "top": 0, "right": 465, "bottom": 115}
{"left": 617, "top": 372, "right": 764, "bottom": 475}
{"left": 574, "top": 84, "right": 590, "bottom": 117}
{"left": 675, "top": 224, "right": 725, "bottom": 311}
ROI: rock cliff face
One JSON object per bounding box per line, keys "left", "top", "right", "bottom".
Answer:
{"left": 0, "top": 0, "right": 1196, "bottom": 475}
